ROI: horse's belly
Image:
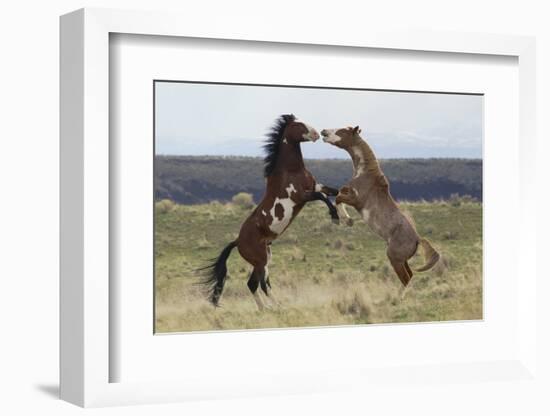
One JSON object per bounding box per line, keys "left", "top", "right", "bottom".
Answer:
{"left": 267, "top": 196, "right": 297, "bottom": 235}
{"left": 361, "top": 208, "right": 387, "bottom": 240}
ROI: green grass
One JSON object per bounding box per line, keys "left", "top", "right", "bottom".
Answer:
{"left": 155, "top": 199, "right": 482, "bottom": 333}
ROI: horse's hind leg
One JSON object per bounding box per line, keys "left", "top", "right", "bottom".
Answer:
{"left": 387, "top": 232, "right": 416, "bottom": 288}
{"left": 388, "top": 256, "right": 412, "bottom": 287}
{"left": 397, "top": 261, "right": 415, "bottom": 299}
{"left": 404, "top": 261, "right": 413, "bottom": 280}
{"left": 260, "top": 246, "right": 280, "bottom": 307}
{"left": 247, "top": 266, "right": 267, "bottom": 311}
{"left": 263, "top": 245, "right": 273, "bottom": 293}
{"left": 238, "top": 229, "right": 270, "bottom": 310}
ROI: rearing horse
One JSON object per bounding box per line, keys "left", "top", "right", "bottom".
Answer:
{"left": 200, "top": 114, "right": 339, "bottom": 310}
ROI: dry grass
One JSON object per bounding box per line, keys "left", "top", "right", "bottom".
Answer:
{"left": 155, "top": 200, "right": 482, "bottom": 333}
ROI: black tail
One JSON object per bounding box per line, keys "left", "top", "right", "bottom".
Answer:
{"left": 197, "top": 240, "right": 238, "bottom": 306}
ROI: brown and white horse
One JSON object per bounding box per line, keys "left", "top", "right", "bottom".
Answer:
{"left": 321, "top": 126, "right": 440, "bottom": 288}
{"left": 200, "top": 114, "right": 339, "bottom": 309}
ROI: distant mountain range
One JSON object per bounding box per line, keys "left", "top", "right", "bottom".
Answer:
{"left": 154, "top": 156, "right": 482, "bottom": 204}
{"left": 157, "top": 132, "right": 482, "bottom": 159}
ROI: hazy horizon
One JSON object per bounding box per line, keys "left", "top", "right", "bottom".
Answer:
{"left": 155, "top": 82, "right": 483, "bottom": 159}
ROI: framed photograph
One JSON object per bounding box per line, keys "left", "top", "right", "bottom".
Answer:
{"left": 153, "top": 81, "right": 483, "bottom": 333}
{"left": 60, "top": 8, "right": 538, "bottom": 408}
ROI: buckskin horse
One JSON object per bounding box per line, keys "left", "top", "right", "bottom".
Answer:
{"left": 200, "top": 114, "right": 339, "bottom": 309}
{"left": 321, "top": 126, "right": 440, "bottom": 288}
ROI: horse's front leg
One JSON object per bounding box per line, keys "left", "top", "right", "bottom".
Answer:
{"left": 315, "top": 183, "right": 339, "bottom": 196}
{"left": 335, "top": 202, "right": 354, "bottom": 227}
{"left": 305, "top": 190, "right": 340, "bottom": 224}
{"left": 335, "top": 185, "right": 358, "bottom": 227}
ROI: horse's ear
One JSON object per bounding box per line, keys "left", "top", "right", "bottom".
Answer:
{"left": 353, "top": 125, "right": 362, "bottom": 134}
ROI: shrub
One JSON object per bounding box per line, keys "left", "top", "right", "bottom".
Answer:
{"left": 332, "top": 239, "right": 343, "bottom": 249}
{"left": 379, "top": 264, "right": 391, "bottom": 279}
{"left": 443, "top": 230, "right": 459, "bottom": 240}
{"left": 433, "top": 254, "right": 453, "bottom": 277}
{"left": 285, "top": 233, "right": 299, "bottom": 244}
{"left": 196, "top": 235, "right": 212, "bottom": 250}
{"left": 232, "top": 192, "right": 254, "bottom": 208}
{"left": 345, "top": 243, "right": 355, "bottom": 251}
{"left": 449, "top": 193, "right": 476, "bottom": 207}
{"left": 449, "top": 193, "right": 462, "bottom": 207}
{"left": 333, "top": 290, "right": 372, "bottom": 320}
{"left": 156, "top": 199, "right": 175, "bottom": 214}
{"left": 460, "top": 194, "right": 477, "bottom": 203}
{"left": 320, "top": 222, "right": 334, "bottom": 233}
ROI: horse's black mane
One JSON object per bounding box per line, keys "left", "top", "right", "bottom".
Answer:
{"left": 263, "top": 114, "right": 295, "bottom": 177}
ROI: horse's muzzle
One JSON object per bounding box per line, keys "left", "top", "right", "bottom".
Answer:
{"left": 310, "top": 130, "right": 320, "bottom": 142}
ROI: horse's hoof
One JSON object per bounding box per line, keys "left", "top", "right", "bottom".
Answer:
{"left": 332, "top": 218, "right": 340, "bottom": 225}
{"left": 346, "top": 218, "right": 354, "bottom": 227}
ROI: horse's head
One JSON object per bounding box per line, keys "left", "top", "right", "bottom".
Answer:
{"left": 283, "top": 114, "right": 320, "bottom": 143}
{"left": 321, "top": 126, "right": 362, "bottom": 149}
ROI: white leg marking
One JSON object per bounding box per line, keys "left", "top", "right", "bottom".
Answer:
{"left": 315, "top": 183, "right": 323, "bottom": 192}
{"left": 266, "top": 288, "right": 280, "bottom": 307}
{"left": 399, "top": 284, "right": 410, "bottom": 300}
{"left": 337, "top": 203, "right": 351, "bottom": 219}
{"left": 337, "top": 203, "right": 353, "bottom": 226}
{"left": 264, "top": 265, "right": 280, "bottom": 307}
{"left": 253, "top": 291, "right": 266, "bottom": 310}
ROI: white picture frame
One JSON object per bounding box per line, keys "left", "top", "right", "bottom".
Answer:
{"left": 60, "top": 8, "right": 538, "bottom": 408}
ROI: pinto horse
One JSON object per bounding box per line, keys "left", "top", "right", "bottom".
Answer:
{"left": 200, "top": 114, "right": 339, "bottom": 310}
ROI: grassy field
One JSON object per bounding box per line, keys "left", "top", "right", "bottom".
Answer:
{"left": 155, "top": 198, "right": 482, "bottom": 333}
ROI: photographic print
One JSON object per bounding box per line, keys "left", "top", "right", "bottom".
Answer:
{"left": 154, "top": 81, "right": 482, "bottom": 333}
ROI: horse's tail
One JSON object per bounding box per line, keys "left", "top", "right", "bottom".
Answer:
{"left": 197, "top": 240, "right": 238, "bottom": 306}
{"left": 415, "top": 238, "right": 440, "bottom": 272}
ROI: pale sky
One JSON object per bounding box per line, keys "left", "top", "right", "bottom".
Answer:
{"left": 155, "top": 82, "right": 483, "bottom": 159}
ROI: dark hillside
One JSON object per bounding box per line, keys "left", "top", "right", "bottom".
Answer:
{"left": 155, "top": 156, "right": 482, "bottom": 204}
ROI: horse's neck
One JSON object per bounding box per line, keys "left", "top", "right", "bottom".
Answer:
{"left": 276, "top": 141, "right": 305, "bottom": 173}
{"left": 347, "top": 139, "right": 381, "bottom": 178}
